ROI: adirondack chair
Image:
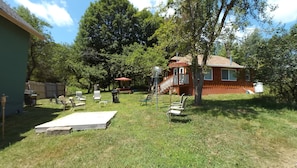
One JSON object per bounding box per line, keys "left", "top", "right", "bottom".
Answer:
{"left": 93, "top": 90, "right": 101, "bottom": 101}
{"left": 58, "top": 95, "right": 71, "bottom": 111}
{"left": 69, "top": 97, "right": 86, "bottom": 111}
{"left": 171, "top": 93, "right": 185, "bottom": 106}
{"left": 75, "top": 91, "right": 86, "bottom": 101}
{"left": 167, "top": 96, "right": 188, "bottom": 119}
{"left": 139, "top": 94, "right": 153, "bottom": 105}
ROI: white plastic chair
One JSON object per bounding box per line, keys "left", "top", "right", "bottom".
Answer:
{"left": 167, "top": 97, "right": 188, "bottom": 119}
{"left": 75, "top": 91, "right": 86, "bottom": 101}
{"left": 93, "top": 90, "right": 101, "bottom": 101}
{"left": 69, "top": 97, "right": 86, "bottom": 111}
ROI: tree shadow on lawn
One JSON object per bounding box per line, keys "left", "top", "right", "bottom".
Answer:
{"left": 188, "top": 96, "right": 295, "bottom": 120}
{"left": 0, "top": 106, "right": 61, "bottom": 150}
{"left": 169, "top": 114, "right": 192, "bottom": 123}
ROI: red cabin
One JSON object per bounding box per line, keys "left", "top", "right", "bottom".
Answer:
{"left": 159, "top": 55, "right": 254, "bottom": 95}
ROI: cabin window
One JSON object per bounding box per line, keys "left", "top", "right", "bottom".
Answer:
{"left": 198, "top": 68, "right": 213, "bottom": 80}
{"left": 173, "top": 68, "right": 178, "bottom": 76}
{"left": 221, "top": 69, "right": 237, "bottom": 81}
{"left": 204, "top": 68, "right": 213, "bottom": 80}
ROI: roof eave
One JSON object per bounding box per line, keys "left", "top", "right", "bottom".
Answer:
{"left": 206, "top": 65, "right": 245, "bottom": 69}
{"left": 0, "top": 10, "right": 45, "bottom": 40}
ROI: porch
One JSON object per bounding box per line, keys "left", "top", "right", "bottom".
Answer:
{"left": 159, "top": 75, "right": 254, "bottom": 95}
{"left": 159, "top": 74, "right": 190, "bottom": 95}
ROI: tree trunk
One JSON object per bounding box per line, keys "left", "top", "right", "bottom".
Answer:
{"left": 192, "top": 51, "right": 208, "bottom": 106}
{"left": 191, "top": 56, "right": 200, "bottom": 106}
{"left": 87, "top": 82, "right": 92, "bottom": 94}
{"left": 197, "top": 70, "right": 204, "bottom": 105}
{"left": 193, "top": 72, "right": 199, "bottom": 105}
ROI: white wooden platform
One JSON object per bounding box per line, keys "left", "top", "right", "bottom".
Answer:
{"left": 35, "top": 111, "right": 117, "bottom": 133}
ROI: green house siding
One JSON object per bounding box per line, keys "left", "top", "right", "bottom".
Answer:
{"left": 0, "top": 16, "right": 30, "bottom": 115}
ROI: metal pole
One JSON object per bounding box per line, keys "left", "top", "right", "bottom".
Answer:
{"left": 152, "top": 66, "right": 162, "bottom": 112}
{"left": 156, "top": 76, "right": 158, "bottom": 111}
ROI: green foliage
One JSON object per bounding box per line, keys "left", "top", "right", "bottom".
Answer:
{"left": 124, "top": 43, "right": 167, "bottom": 79}
{"left": 168, "top": 0, "right": 273, "bottom": 105}
{"left": 234, "top": 24, "right": 297, "bottom": 104}
{"left": 76, "top": 0, "right": 138, "bottom": 54}
{"left": 135, "top": 9, "right": 163, "bottom": 47}
{"left": 74, "top": 0, "right": 164, "bottom": 90}
{"left": 232, "top": 29, "right": 266, "bottom": 67}
{"left": 152, "top": 19, "right": 180, "bottom": 58}
{"left": 50, "top": 43, "right": 76, "bottom": 83}
{"left": 258, "top": 26, "right": 297, "bottom": 104}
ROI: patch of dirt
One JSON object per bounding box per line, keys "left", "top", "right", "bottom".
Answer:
{"left": 268, "top": 147, "right": 297, "bottom": 168}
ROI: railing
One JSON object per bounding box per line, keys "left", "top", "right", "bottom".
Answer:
{"left": 159, "top": 74, "right": 190, "bottom": 94}
{"left": 173, "top": 74, "right": 189, "bottom": 85}
{"left": 159, "top": 76, "right": 173, "bottom": 93}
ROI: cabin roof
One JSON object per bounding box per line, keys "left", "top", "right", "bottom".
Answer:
{"left": 170, "top": 55, "right": 244, "bottom": 69}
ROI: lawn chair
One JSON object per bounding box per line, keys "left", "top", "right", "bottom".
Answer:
{"left": 69, "top": 97, "right": 86, "bottom": 111}
{"left": 139, "top": 94, "right": 153, "bottom": 105}
{"left": 171, "top": 93, "right": 185, "bottom": 106}
{"left": 75, "top": 91, "right": 86, "bottom": 101}
{"left": 93, "top": 90, "right": 101, "bottom": 101}
{"left": 58, "top": 95, "right": 70, "bottom": 110}
{"left": 167, "top": 97, "right": 188, "bottom": 120}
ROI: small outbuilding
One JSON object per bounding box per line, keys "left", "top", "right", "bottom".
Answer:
{"left": 0, "top": 1, "right": 44, "bottom": 115}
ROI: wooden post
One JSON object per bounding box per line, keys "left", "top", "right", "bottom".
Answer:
{"left": 1, "top": 94, "right": 6, "bottom": 139}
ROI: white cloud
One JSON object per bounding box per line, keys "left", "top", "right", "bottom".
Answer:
{"left": 14, "top": 0, "right": 73, "bottom": 27}
{"left": 235, "top": 26, "right": 257, "bottom": 40}
{"left": 128, "top": 0, "right": 152, "bottom": 10}
{"left": 129, "top": 0, "right": 168, "bottom": 11}
{"left": 268, "top": 0, "right": 297, "bottom": 23}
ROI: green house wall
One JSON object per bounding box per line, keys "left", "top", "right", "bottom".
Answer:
{"left": 0, "top": 16, "right": 30, "bottom": 115}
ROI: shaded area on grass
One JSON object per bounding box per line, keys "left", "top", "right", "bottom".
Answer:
{"left": 169, "top": 114, "right": 192, "bottom": 123}
{"left": 0, "top": 106, "right": 61, "bottom": 150}
{"left": 188, "top": 95, "right": 296, "bottom": 120}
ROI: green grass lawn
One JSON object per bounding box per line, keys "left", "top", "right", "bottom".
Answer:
{"left": 1, "top": 92, "right": 297, "bottom": 167}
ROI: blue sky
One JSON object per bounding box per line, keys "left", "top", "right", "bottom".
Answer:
{"left": 4, "top": 0, "right": 297, "bottom": 44}
{"left": 4, "top": 0, "right": 168, "bottom": 44}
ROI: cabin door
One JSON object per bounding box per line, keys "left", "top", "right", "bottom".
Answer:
{"left": 173, "top": 67, "right": 185, "bottom": 85}
{"left": 179, "top": 67, "right": 185, "bottom": 84}
{"left": 173, "top": 68, "right": 178, "bottom": 85}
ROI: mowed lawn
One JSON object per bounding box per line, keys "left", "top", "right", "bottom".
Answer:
{"left": 1, "top": 92, "right": 297, "bottom": 167}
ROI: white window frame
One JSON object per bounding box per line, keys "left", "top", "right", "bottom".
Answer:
{"left": 221, "top": 69, "right": 237, "bottom": 81}
{"left": 197, "top": 68, "right": 213, "bottom": 81}
{"left": 204, "top": 68, "right": 213, "bottom": 81}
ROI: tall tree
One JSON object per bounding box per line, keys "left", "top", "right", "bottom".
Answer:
{"left": 124, "top": 43, "right": 167, "bottom": 79}
{"left": 234, "top": 29, "right": 265, "bottom": 68}
{"left": 75, "top": 0, "right": 163, "bottom": 89}
{"left": 135, "top": 9, "right": 163, "bottom": 47}
{"left": 169, "top": 0, "right": 274, "bottom": 105}
{"left": 76, "top": 0, "right": 138, "bottom": 55}
{"left": 152, "top": 18, "right": 181, "bottom": 59}
{"left": 50, "top": 43, "right": 79, "bottom": 83}
{"left": 256, "top": 25, "right": 297, "bottom": 103}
